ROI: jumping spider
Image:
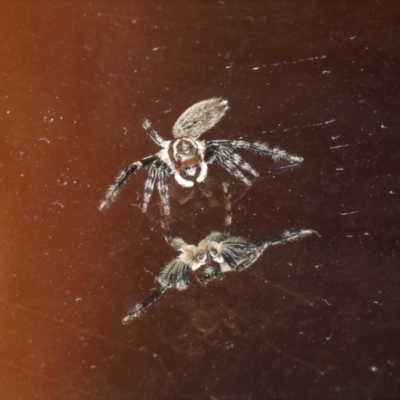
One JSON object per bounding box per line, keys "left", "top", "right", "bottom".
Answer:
{"left": 122, "top": 182, "right": 317, "bottom": 324}
{"left": 99, "top": 98, "right": 303, "bottom": 216}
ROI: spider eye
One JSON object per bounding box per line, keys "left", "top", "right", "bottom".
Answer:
{"left": 196, "top": 253, "right": 207, "bottom": 263}
{"left": 196, "top": 266, "right": 221, "bottom": 284}
{"left": 209, "top": 248, "right": 219, "bottom": 258}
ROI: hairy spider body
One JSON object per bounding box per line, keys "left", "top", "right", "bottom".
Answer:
{"left": 99, "top": 98, "right": 303, "bottom": 215}
{"left": 156, "top": 229, "right": 317, "bottom": 290}
{"left": 122, "top": 183, "right": 317, "bottom": 324}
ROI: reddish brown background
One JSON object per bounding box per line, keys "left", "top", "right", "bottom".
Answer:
{"left": 0, "top": 1, "right": 399, "bottom": 399}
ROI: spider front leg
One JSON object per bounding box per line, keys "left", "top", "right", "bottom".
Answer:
{"left": 208, "top": 140, "right": 304, "bottom": 164}
{"left": 216, "top": 230, "right": 318, "bottom": 275}
{"left": 99, "top": 154, "right": 158, "bottom": 211}
{"left": 259, "top": 229, "right": 319, "bottom": 251}
{"left": 122, "top": 257, "right": 191, "bottom": 324}
{"left": 122, "top": 285, "right": 169, "bottom": 324}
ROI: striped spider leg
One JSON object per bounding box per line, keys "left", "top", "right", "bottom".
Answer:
{"left": 99, "top": 98, "right": 303, "bottom": 216}
{"left": 204, "top": 140, "right": 304, "bottom": 187}
{"left": 122, "top": 183, "right": 317, "bottom": 324}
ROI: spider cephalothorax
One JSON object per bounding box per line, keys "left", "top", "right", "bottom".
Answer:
{"left": 164, "top": 137, "right": 207, "bottom": 185}
{"left": 122, "top": 183, "right": 317, "bottom": 324}
{"left": 99, "top": 98, "right": 303, "bottom": 216}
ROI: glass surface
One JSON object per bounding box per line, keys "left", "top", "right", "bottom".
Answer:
{"left": 0, "top": 1, "right": 399, "bottom": 398}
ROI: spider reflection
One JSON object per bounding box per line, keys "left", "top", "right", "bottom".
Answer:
{"left": 122, "top": 183, "right": 317, "bottom": 324}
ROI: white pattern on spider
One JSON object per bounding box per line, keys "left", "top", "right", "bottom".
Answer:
{"left": 99, "top": 98, "right": 303, "bottom": 216}
{"left": 122, "top": 183, "right": 317, "bottom": 324}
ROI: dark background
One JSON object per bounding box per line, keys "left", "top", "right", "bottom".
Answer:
{"left": 0, "top": 1, "right": 399, "bottom": 399}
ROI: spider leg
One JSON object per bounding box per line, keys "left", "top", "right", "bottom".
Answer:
{"left": 229, "top": 151, "right": 259, "bottom": 177}
{"left": 217, "top": 229, "right": 318, "bottom": 274}
{"left": 142, "top": 118, "right": 165, "bottom": 146}
{"left": 157, "top": 165, "right": 171, "bottom": 216}
{"left": 161, "top": 218, "right": 173, "bottom": 244}
{"left": 99, "top": 155, "right": 157, "bottom": 211}
{"left": 259, "top": 229, "right": 318, "bottom": 251}
{"left": 215, "top": 149, "right": 253, "bottom": 186}
{"left": 218, "top": 239, "right": 262, "bottom": 272}
{"left": 208, "top": 140, "right": 303, "bottom": 164}
{"left": 157, "top": 259, "right": 191, "bottom": 290}
{"left": 222, "top": 182, "right": 232, "bottom": 236}
{"left": 141, "top": 163, "right": 158, "bottom": 213}
{"left": 205, "top": 146, "right": 258, "bottom": 183}
{"left": 160, "top": 217, "right": 189, "bottom": 254}
{"left": 122, "top": 285, "right": 169, "bottom": 324}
